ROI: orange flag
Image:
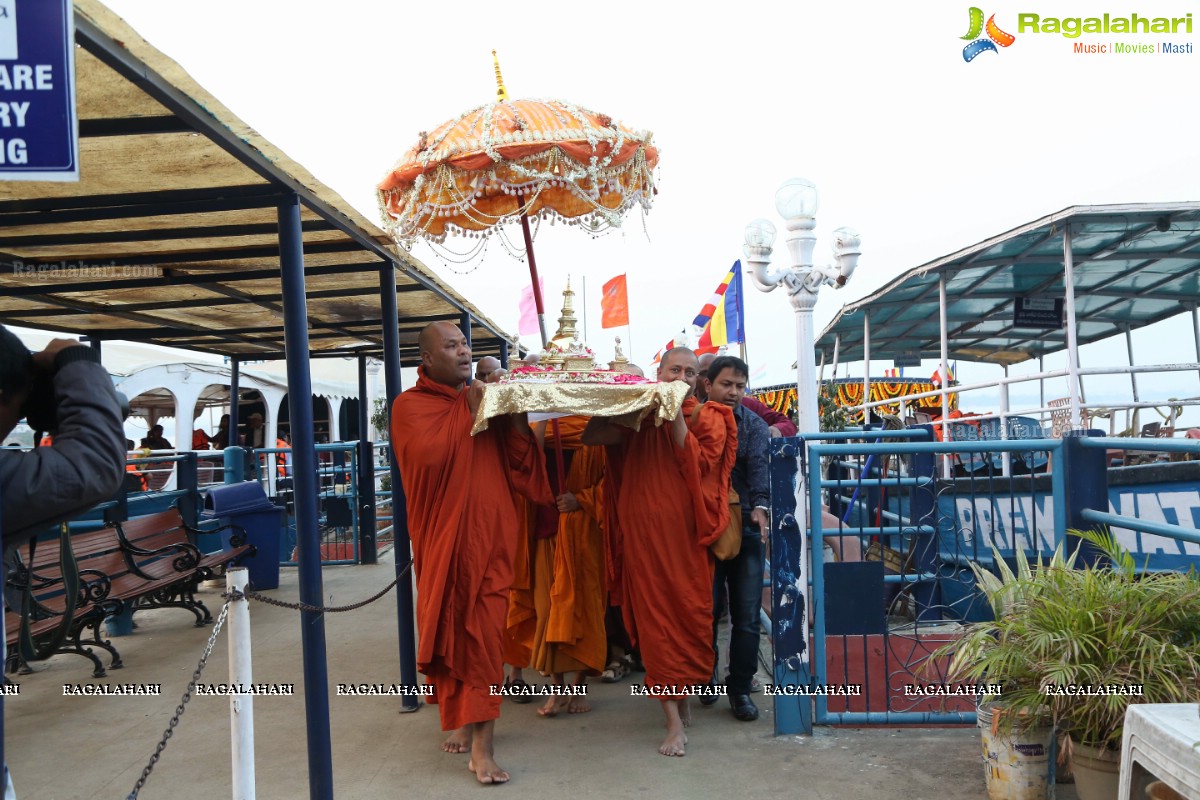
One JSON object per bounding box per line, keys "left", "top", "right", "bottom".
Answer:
{"left": 600, "top": 273, "right": 629, "bottom": 328}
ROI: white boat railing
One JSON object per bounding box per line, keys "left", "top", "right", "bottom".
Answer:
{"left": 854, "top": 362, "right": 1200, "bottom": 433}
{"left": 845, "top": 362, "right": 1200, "bottom": 477}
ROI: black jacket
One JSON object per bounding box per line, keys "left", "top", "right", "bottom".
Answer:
{"left": 731, "top": 402, "right": 770, "bottom": 514}
{"left": 0, "top": 348, "right": 126, "bottom": 548}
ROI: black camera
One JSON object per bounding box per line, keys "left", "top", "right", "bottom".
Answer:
{"left": 23, "top": 367, "right": 130, "bottom": 435}
{"left": 23, "top": 368, "right": 58, "bottom": 433}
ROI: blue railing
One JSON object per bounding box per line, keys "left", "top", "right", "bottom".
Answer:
{"left": 250, "top": 442, "right": 371, "bottom": 566}
{"left": 1076, "top": 436, "right": 1200, "bottom": 547}
{"left": 111, "top": 442, "right": 392, "bottom": 567}
{"left": 768, "top": 427, "right": 1200, "bottom": 735}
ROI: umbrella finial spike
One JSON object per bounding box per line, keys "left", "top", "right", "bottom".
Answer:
{"left": 491, "top": 50, "right": 509, "bottom": 102}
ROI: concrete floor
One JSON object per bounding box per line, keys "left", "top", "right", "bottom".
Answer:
{"left": 5, "top": 554, "right": 1068, "bottom": 800}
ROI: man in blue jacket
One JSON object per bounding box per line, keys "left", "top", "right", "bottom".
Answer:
{"left": 703, "top": 355, "right": 771, "bottom": 722}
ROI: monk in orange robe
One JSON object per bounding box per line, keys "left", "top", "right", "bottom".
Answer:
{"left": 500, "top": 363, "right": 535, "bottom": 700}
{"left": 520, "top": 416, "right": 608, "bottom": 716}
{"left": 391, "top": 322, "right": 553, "bottom": 785}
{"left": 501, "top": 490, "right": 536, "bottom": 703}
{"left": 583, "top": 347, "right": 736, "bottom": 756}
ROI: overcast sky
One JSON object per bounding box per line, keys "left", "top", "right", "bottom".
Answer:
{"left": 88, "top": 0, "right": 1200, "bottom": 424}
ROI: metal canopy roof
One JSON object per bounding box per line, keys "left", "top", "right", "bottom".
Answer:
{"left": 816, "top": 202, "right": 1200, "bottom": 367}
{"left": 0, "top": 1, "right": 516, "bottom": 362}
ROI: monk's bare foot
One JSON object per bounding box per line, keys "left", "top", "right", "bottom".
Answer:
{"left": 441, "top": 727, "right": 470, "bottom": 753}
{"left": 659, "top": 699, "right": 687, "bottom": 756}
{"left": 468, "top": 758, "right": 510, "bottom": 784}
{"left": 679, "top": 697, "right": 692, "bottom": 727}
{"left": 567, "top": 695, "right": 591, "bottom": 713}
{"left": 658, "top": 730, "right": 686, "bottom": 757}
{"left": 537, "top": 695, "right": 570, "bottom": 717}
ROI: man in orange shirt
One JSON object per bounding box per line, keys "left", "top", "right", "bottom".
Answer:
{"left": 391, "top": 322, "right": 552, "bottom": 785}
{"left": 583, "top": 347, "right": 736, "bottom": 756}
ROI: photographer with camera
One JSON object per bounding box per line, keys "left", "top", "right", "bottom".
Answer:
{"left": 0, "top": 326, "right": 126, "bottom": 799}
{"left": 0, "top": 329, "right": 127, "bottom": 547}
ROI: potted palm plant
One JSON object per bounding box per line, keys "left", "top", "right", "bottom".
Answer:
{"left": 940, "top": 530, "right": 1200, "bottom": 800}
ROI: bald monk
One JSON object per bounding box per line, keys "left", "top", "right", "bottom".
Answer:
{"left": 525, "top": 416, "right": 607, "bottom": 716}
{"left": 583, "top": 347, "right": 737, "bottom": 756}
{"left": 391, "top": 321, "right": 553, "bottom": 785}
{"left": 475, "top": 355, "right": 502, "bottom": 382}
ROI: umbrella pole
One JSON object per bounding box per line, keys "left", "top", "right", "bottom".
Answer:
{"left": 520, "top": 210, "right": 567, "bottom": 493}
{"left": 520, "top": 212, "right": 550, "bottom": 347}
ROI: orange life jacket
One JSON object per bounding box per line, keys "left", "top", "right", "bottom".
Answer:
{"left": 275, "top": 439, "right": 290, "bottom": 477}
{"left": 125, "top": 463, "right": 148, "bottom": 491}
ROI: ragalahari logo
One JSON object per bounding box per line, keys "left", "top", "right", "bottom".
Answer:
{"left": 961, "top": 7, "right": 1016, "bottom": 61}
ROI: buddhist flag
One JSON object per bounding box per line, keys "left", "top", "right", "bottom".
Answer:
{"left": 651, "top": 330, "right": 687, "bottom": 364}
{"left": 518, "top": 278, "right": 544, "bottom": 336}
{"left": 694, "top": 262, "right": 746, "bottom": 355}
{"left": 600, "top": 273, "right": 629, "bottom": 328}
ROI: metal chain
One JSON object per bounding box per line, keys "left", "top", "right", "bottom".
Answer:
{"left": 127, "top": 599, "right": 232, "bottom": 800}
{"left": 240, "top": 560, "right": 413, "bottom": 614}
{"left": 125, "top": 561, "right": 414, "bottom": 798}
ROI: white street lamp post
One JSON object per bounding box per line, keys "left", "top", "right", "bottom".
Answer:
{"left": 743, "top": 178, "right": 862, "bottom": 435}
{"left": 743, "top": 179, "right": 861, "bottom": 733}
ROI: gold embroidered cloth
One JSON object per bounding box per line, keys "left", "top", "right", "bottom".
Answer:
{"left": 471, "top": 380, "right": 689, "bottom": 436}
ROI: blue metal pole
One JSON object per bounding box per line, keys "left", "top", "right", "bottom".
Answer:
{"left": 278, "top": 195, "right": 334, "bottom": 800}
{"left": 459, "top": 310, "right": 472, "bottom": 349}
{"left": 806, "top": 440, "right": 829, "bottom": 728}
{"left": 381, "top": 262, "right": 420, "bottom": 711}
{"left": 1062, "top": 429, "right": 1109, "bottom": 567}
{"left": 223, "top": 446, "right": 245, "bottom": 486}
{"left": 499, "top": 339, "right": 509, "bottom": 369}
{"left": 356, "top": 356, "right": 377, "bottom": 565}
{"left": 1081, "top": 509, "right": 1200, "bottom": 547}
{"left": 177, "top": 452, "right": 199, "bottom": 528}
{"left": 229, "top": 356, "right": 241, "bottom": 450}
{"left": 840, "top": 452, "right": 876, "bottom": 525}
{"left": 824, "top": 711, "right": 976, "bottom": 725}
{"left": 908, "top": 429, "right": 940, "bottom": 621}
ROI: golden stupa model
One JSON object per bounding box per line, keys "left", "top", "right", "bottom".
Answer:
{"left": 540, "top": 279, "right": 599, "bottom": 372}
{"left": 473, "top": 282, "right": 684, "bottom": 434}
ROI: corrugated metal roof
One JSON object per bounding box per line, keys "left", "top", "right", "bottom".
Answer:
{"left": 817, "top": 202, "right": 1200, "bottom": 366}
{"left": 0, "top": 1, "right": 517, "bottom": 361}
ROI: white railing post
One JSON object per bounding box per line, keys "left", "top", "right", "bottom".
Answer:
{"left": 999, "top": 380, "right": 1012, "bottom": 477}
{"left": 227, "top": 567, "right": 256, "bottom": 800}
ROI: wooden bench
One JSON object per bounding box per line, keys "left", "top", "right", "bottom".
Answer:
{"left": 111, "top": 508, "right": 255, "bottom": 623}
{"left": 6, "top": 510, "right": 254, "bottom": 677}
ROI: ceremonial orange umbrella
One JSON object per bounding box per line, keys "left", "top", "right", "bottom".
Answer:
{"left": 377, "top": 53, "right": 659, "bottom": 346}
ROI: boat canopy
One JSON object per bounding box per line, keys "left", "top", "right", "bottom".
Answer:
{"left": 115, "top": 362, "right": 358, "bottom": 418}
{"left": 817, "top": 201, "right": 1200, "bottom": 366}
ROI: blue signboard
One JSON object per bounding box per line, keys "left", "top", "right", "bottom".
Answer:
{"left": 938, "top": 481, "right": 1200, "bottom": 573}
{"left": 0, "top": 0, "right": 78, "bottom": 181}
